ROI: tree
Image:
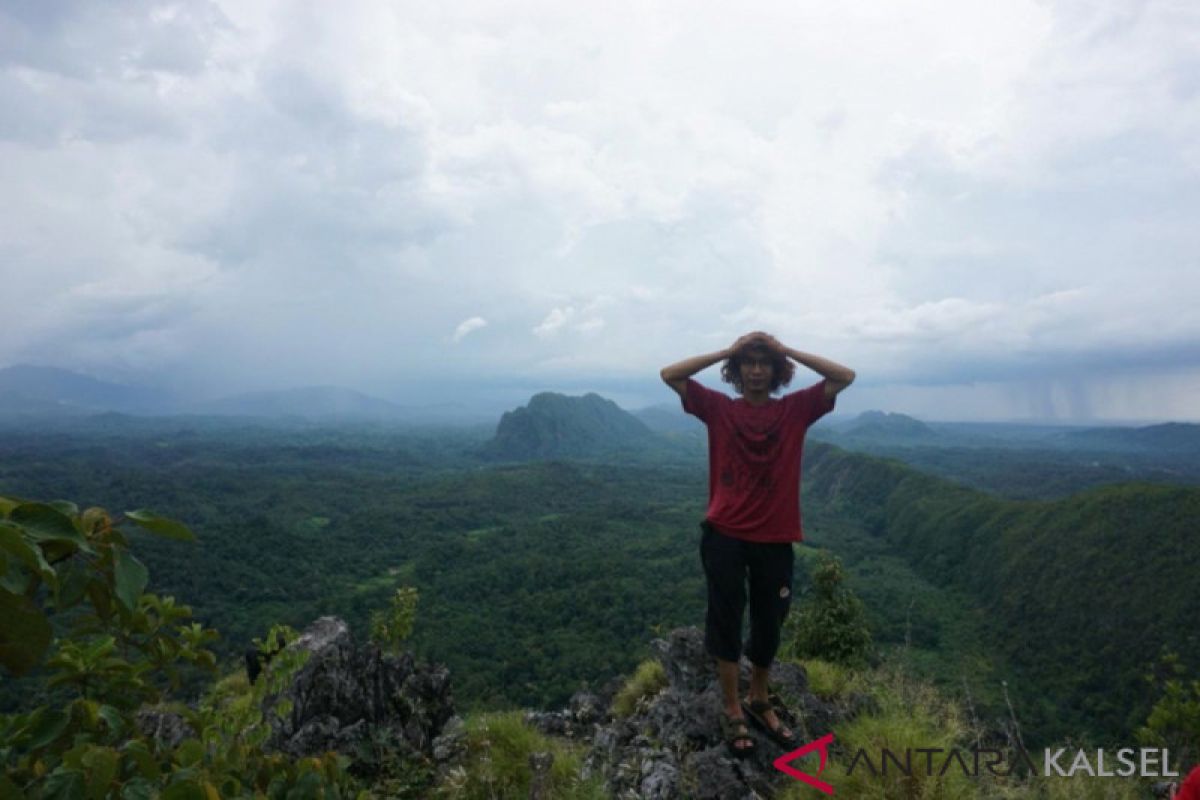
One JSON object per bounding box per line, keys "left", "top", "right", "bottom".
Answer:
{"left": 786, "top": 552, "right": 873, "bottom": 668}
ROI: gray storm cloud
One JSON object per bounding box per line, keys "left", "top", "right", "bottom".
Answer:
{"left": 2, "top": 0, "right": 1198, "bottom": 420}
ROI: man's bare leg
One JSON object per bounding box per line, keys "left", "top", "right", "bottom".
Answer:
{"left": 746, "top": 662, "right": 791, "bottom": 737}
{"left": 718, "top": 658, "right": 741, "bottom": 717}
{"left": 717, "top": 658, "right": 754, "bottom": 752}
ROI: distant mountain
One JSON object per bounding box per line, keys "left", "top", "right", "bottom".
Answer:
{"left": 1063, "top": 422, "right": 1200, "bottom": 453}
{"left": 481, "top": 392, "right": 651, "bottom": 459}
{"left": 840, "top": 410, "right": 937, "bottom": 442}
{"left": 633, "top": 403, "right": 702, "bottom": 434}
{"left": 191, "top": 386, "right": 407, "bottom": 420}
{"left": 0, "top": 364, "right": 172, "bottom": 415}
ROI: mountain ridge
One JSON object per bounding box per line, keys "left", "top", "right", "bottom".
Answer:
{"left": 481, "top": 391, "right": 652, "bottom": 460}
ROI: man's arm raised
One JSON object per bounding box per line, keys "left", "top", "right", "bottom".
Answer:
{"left": 754, "top": 333, "right": 855, "bottom": 401}
{"left": 660, "top": 333, "right": 762, "bottom": 399}
{"left": 787, "top": 347, "right": 855, "bottom": 402}
{"left": 659, "top": 349, "right": 729, "bottom": 400}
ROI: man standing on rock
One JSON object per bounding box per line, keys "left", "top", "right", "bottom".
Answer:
{"left": 660, "top": 332, "right": 854, "bottom": 757}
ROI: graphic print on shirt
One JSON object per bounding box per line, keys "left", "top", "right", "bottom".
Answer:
{"left": 722, "top": 409, "right": 785, "bottom": 497}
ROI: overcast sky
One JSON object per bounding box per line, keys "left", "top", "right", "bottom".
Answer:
{"left": 3, "top": 0, "right": 1199, "bottom": 421}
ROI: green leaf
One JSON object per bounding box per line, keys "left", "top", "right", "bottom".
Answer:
{"left": 81, "top": 746, "right": 118, "bottom": 800}
{"left": 10, "top": 503, "right": 91, "bottom": 551}
{"left": 121, "top": 740, "right": 160, "bottom": 781}
{"left": 83, "top": 636, "right": 116, "bottom": 663}
{"left": 113, "top": 546, "right": 149, "bottom": 611}
{"left": 98, "top": 704, "right": 125, "bottom": 736}
{"left": 0, "top": 774, "right": 24, "bottom": 800}
{"left": 0, "top": 561, "right": 29, "bottom": 594}
{"left": 161, "top": 781, "right": 206, "bottom": 800}
{"left": 0, "top": 495, "right": 22, "bottom": 518}
{"left": 174, "top": 738, "right": 204, "bottom": 767}
{"left": 41, "top": 768, "right": 87, "bottom": 800}
{"left": 124, "top": 510, "right": 195, "bottom": 542}
{"left": 48, "top": 500, "right": 79, "bottom": 518}
{"left": 22, "top": 707, "right": 71, "bottom": 751}
{"left": 0, "top": 589, "right": 53, "bottom": 676}
{"left": 0, "top": 522, "right": 55, "bottom": 582}
{"left": 56, "top": 563, "right": 91, "bottom": 610}
{"left": 121, "top": 778, "right": 157, "bottom": 800}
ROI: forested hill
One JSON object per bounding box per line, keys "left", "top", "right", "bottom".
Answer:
{"left": 836, "top": 410, "right": 938, "bottom": 443}
{"left": 481, "top": 391, "right": 652, "bottom": 459}
{"left": 802, "top": 441, "right": 1200, "bottom": 743}
{"left": 1063, "top": 421, "right": 1200, "bottom": 453}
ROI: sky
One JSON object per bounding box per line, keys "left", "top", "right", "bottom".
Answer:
{"left": 2, "top": 0, "right": 1199, "bottom": 422}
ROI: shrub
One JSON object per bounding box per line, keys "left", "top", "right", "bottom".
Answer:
{"left": 611, "top": 659, "right": 667, "bottom": 718}
{"left": 434, "top": 711, "right": 605, "bottom": 799}
{"left": 370, "top": 586, "right": 419, "bottom": 655}
{"left": 1136, "top": 650, "right": 1200, "bottom": 771}
{"left": 800, "top": 658, "right": 858, "bottom": 700}
{"left": 787, "top": 552, "right": 873, "bottom": 668}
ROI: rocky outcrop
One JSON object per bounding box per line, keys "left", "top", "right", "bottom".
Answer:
{"left": 263, "top": 616, "right": 455, "bottom": 759}
{"left": 481, "top": 392, "right": 652, "bottom": 460}
{"left": 530, "top": 626, "right": 862, "bottom": 800}
{"left": 265, "top": 619, "right": 863, "bottom": 798}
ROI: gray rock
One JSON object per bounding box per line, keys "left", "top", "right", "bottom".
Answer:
{"left": 263, "top": 616, "right": 455, "bottom": 759}
{"left": 651, "top": 627, "right": 711, "bottom": 694}
{"left": 581, "top": 626, "right": 860, "bottom": 799}
{"left": 526, "top": 676, "right": 623, "bottom": 740}
{"left": 135, "top": 707, "right": 194, "bottom": 749}
{"left": 528, "top": 751, "right": 556, "bottom": 800}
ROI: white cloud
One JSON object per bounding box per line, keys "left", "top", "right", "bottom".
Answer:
{"left": 451, "top": 316, "right": 487, "bottom": 342}
{"left": 533, "top": 307, "right": 571, "bottom": 338}
{"left": 2, "top": 0, "right": 1199, "bottom": 418}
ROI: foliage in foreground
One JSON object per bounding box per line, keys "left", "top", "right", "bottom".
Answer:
{"left": 0, "top": 496, "right": 359, "bottom": 798}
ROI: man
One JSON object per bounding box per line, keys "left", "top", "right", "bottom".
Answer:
{"left": 1173, "top": 763, "right": 1200, "bottom": 800}
{"left": 660, "top": 331, "right": 854, "bottom": 757}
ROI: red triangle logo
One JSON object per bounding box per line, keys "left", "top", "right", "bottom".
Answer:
{"left": 773, "top": 732, "right": 836, "bottom": 795}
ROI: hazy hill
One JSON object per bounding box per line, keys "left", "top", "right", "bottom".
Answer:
{"left": 1063, "top": 422, "right": 1200, "bottom": 453}
{"left": 838, "top": 410, "right": 938, "bottom": 443}
{"left": 633, "top": 402, "right": 702, "bottom": 433}
{"left": 190, "top": 386, "right": 407, "bottom": 421}
{"left": 481, "top": 392, "right": 652, "bottom": 459}
{"left": 0, "top": 364, "right": 172, "bottom": 415}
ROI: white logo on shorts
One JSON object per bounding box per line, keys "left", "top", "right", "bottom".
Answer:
{"left": 779, "top": 587, "right": 790, "bottom": 598}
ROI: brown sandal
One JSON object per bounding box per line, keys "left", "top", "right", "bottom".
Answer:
{"left": 720, "top": 712, "right": 757, "bottom": 758}
{"left": 742, "top": 696, "right": 798, "bottom": 748}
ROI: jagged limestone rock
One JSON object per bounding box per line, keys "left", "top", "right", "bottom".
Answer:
{"left": 264, "top": 616, "right": 454, "bottom": 759}
{"left": 579, "top": 626, "right": 855, "bottom": 800}
{"left": 525, "top": 676, "right": 622, "bottom": 740}
{"left": 135, "top": 707, "right": 195, "bottom": 750}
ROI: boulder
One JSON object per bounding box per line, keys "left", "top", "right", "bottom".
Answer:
{"left": 263, "top": 616, "right": 455, "bottom": 759}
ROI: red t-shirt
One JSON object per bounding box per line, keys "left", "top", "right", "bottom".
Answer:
{"left": 682, "top": 378, "right": 834, "bottom": 543}
{"left": 1176, "top": 766, "right": 1200, "bottom": 800}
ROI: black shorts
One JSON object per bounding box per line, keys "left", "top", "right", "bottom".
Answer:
{"left": 699, "top": 520, "right": 795, "bottom": 667}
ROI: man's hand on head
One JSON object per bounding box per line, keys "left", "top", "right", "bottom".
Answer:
{"left": 758, "top": 333, "right": 786, "bottom": 354}
{"left": 731, "top": 331, "right": 786, "bottom": 356}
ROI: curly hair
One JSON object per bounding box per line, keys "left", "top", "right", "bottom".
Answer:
{"left": 721, "top": 338, "right": 795, "bottom": 394}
